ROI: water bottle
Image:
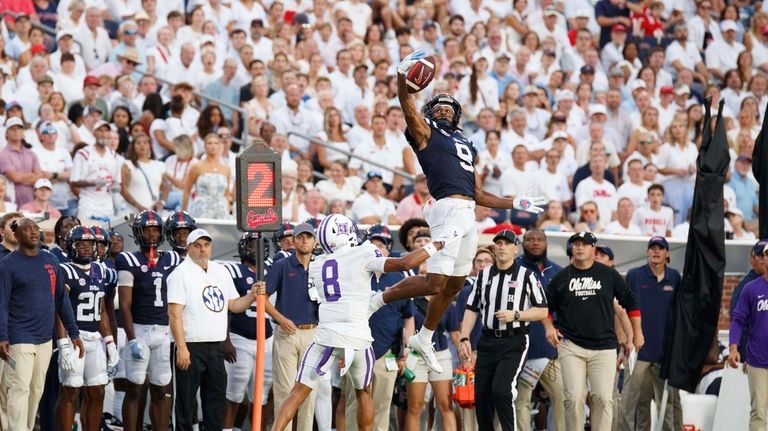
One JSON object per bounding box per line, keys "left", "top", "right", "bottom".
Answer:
{"left": 403, "top": 351, "right": 420, "bottom": 382}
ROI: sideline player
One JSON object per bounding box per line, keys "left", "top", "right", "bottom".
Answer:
{"left": 369, "top": 50, "right": 546, "bottom": 372}
{"left": 222, "top": 232, "right": 275, "bottom": 430}
{"left": 55, "top": 226, "right": 120, "bottom": 431}
{"left": 116, "top": 210, "right": 181, "bottom": 431}
{"left": 164, "top": 210, "right": 197, "bottom": 259}
{"left": 271, "top": 214, "right": 450, "bottom": 431}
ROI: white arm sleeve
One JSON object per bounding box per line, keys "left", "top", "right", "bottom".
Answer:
{"left": 117, "top": 270, "right": 134, "bottom": 287}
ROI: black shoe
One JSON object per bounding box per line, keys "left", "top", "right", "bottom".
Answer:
{"left": 101, "top": 412, "right": 124, "bottom": 430}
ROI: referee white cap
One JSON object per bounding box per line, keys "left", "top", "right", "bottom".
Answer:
{"left": 186, "top": 228, "right": 213, "bottom": 246}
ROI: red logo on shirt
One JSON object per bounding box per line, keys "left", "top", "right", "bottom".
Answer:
{"left": 44, "top": 264, "right": 56, "bottom": 296}
{"left": 246, "top": 208, "right": 278, "bottom": 229}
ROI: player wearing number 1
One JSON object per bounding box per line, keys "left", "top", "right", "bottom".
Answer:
{"left": 369, "top": 49, "right": 547, "bottom": 374}
{"left": 55, "top": 226, "right": 119, "bottom": 431}
{"left": 271, "top": 214, "right": 449, "bottom": 431}
{"left": 115, "top": 210, "right": 181, "bottom": 431}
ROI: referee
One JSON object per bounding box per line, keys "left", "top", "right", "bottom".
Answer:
{"left": 458, "top": 230, "right": 548, "bottom": 430}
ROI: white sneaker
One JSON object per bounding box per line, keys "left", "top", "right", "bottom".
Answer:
{"left": 407, "top": 333, "right": 443, "bottom": 374}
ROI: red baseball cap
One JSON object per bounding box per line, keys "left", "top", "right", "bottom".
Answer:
{"left": 83, "top": 75, "right": 100, "bottom": 87}
{"left": 30, "top": 44, "right": 47, "bottom": 55}
{"left": 660, "top": 86, "right": 674, "bottom": 95}
{"left": 611, "top": 24, "right": 628, "bottom": 33}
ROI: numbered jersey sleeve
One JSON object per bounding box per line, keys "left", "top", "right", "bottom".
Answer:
{"left": 223, "top": 262, "right": 272, "bottom": 340}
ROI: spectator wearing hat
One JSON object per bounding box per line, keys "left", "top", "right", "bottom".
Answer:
{"left": 69, "top": 75, "right": 110, "bottom": 125}
{"left": 521, "top": 85, "right": 552, "bottom": 140}
{"left": 555, "top": 89, "right": 586, "bottom": 129}
{"left": 6, "top": 12, "right": 33, "bottom": 60}
{"left": 619, "top": 236, "right": 682, "bottom": 431}
{"left": 665, "top": 23, "right": 711, "bottom": 86}
{"left": 656, "top": 86, "right": 678, "bottom": 130}
{"left": 0, "top": 117, "right": 43, "bottom": 207}
{"left": 167, "top": 228, "right": 263, "bottom": 430}
{"left": 728, "top": 242, "right": 768, "bottom": 431}
{"left": 73, "top": 6, "right": 112, "bottom": 70}
{"left": 108, "top": 20, "right": 147, "bottom": 67}
{"left": 544, "top": 231, "right": 643, "bottom": 431}
{"left": 351, "top": 171, "right": 398, "bottom": 225}
{"left": 69, "top": 120, "right": 120, "bottom": 224}
{"left": 459, "top": 229, "right": 549, "bottom": 430}
{"left": 727, "top": 207, "right": 756, "bottom": 240}
{"left": 265, "top": 223, "right": 320, "bottom": 431}
{"left": 595, "top": 0, "right": 641, "bottom": 48}
{"left": 602, "top": 24, "right": 628, "bottom": 72}
{"left": 488, "top": 50, "right": 517, "bottom": 98}
{"left": 19, "top": 178, "right": 62, "bottom": 218}
{"left": 728, "top": 155, "right": 759, "bottom": 222}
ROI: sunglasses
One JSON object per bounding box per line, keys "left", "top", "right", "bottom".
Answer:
{"left": 581, "top": 208, "right": 596, "bottom": 214}
{"left": 639, "top": 140, "right": 652, "bottom": 145}
{"left": 218, "top": 133, "right": 232, "bottom": 139}
{"left": 125, "top": 29, "right": 138, "bottom": 35}
{"left": 553, "top": 116, "right": 567, "bottom": 122}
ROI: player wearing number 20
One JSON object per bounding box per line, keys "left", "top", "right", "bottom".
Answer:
{"left": 115, "top": 210, "right": 181, "bottom": 431}
{"left": 369, "top": 50, "right": 547, "bottom": 374}
{"left": 271, "top": 214, "right": 449, "bottom": 431}
{"left": 56, "top": 226, "right": 119, "bottom": 431}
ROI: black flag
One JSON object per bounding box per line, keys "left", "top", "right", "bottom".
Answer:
{"left": 660, "top": 99, "right": 729, "bottom": 392}
{"left": 753, "top": 106, "right": 768, "bottom": 240}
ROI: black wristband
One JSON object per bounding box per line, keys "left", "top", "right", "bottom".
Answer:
{"left": 460, "top": 337, "right": 469, "bottom": 343}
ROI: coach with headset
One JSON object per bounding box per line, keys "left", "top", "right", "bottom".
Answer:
{"left": 458, "top": 230, "right": 549, "bottom": 430}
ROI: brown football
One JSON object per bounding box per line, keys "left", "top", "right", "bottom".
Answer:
{"left": 405, "top": 56, "right": 436, "bottom": 93}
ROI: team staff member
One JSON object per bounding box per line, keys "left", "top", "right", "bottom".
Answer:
{"left": 514, "top": 229, "right": 566, "bottom": 431}
{"left": 620, "top": 236, "right": 682, "bottom": 431}
{"left": 222, "top": 232, "right": 275, "bottom": 430}
{"left": 459, "top": 230, "right": 549, "bottom": 430}
{"left": 342, "top": 225, "right": 414, "bottom": 431}
{"left": 0, "top": 212, "right": 23, "bottom": 259}
{"left": 265, "top": 223, "right": 319, "bottom": 431}
{"left": 728, "top": 243, "right": 768, "bottom": 431}
{"left": 543, "top": 231, "right": 644, "bottom": 431}
{"left": 168, "top": 228, "right": 264, "bottom": 430}
{"left": 0, "top": 218, "right": 83, "bottom": 431}
{"left": 730, "top": 240, "right": 767, "bottom": 361}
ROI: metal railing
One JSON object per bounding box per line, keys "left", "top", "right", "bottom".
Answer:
{"left": 154, "top": 76, "right": 250, "bottom": 147}
{"left": 287, "top": 131, "right": 417, "bottom": 182}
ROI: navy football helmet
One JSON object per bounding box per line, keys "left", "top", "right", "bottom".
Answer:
{"left": 422, "top": 93, "right": 462, "bottom": 130}
{"left": 131, "top": 210, "right": 164, "bottom": 248}
{"left": 65, "top": 226, "right": 96, "bottom": 264}
{"left": 90, "top": 225, "right": 110, "bottom": 261}
{"left": 164, "top": 211, "right": 197, "bottom": 253}
{"left": 238, "top": 232, "right": 271, "bottom": 265}
{"left": 366, "top": 224, "right": 393, "bottom": 251}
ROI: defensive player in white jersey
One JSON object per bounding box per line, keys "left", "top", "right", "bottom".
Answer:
{"left": 270, "top": 214, "right": 449, "bottom": 431}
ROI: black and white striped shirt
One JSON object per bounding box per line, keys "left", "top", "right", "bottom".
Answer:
{"left": 466, "top": 263, "right": 548, "bottom": 331}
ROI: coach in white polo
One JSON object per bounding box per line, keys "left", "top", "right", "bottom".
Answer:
{"left": 168, "top": 228, "right": 264, "bottom": 430}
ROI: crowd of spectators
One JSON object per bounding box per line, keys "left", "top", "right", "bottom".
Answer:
{"left": 0, "top": 0, "right": 764, "bottom": 239}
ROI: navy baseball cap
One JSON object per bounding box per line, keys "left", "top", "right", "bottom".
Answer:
{"left": 595, "top": 245, "right": 614, "bottom": 260}
{"left": 493, "top": 230, "right": 518, "bottom": 244}
{"left": 753, "top": 239, "right": 768, "bottom": 255}
{"left": 277, "top": 223, "right": 294, "bottom": 239}
{"left": 570, "top": 231, "right": 597, "bottom": 246}
{"left": 648, "top": 236, "right": 669, "bottom": 250}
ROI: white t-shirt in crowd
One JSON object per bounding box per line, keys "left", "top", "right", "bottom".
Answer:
{"left": 534, "top": 168, "right": 572, "bottom": 204}
{"left": 476, "top": 150, "right": 513, "bottom": 197}
{"left": 603, "top": 221, "right": 643, "bottom": 236}
{"left": 32, "top": 145, "right": 74, "bottom": 209}
{"left": 574, "top": 176, "right": 618, "bottom": 225}
{"left": 616, "top": 181, "right": 651, "bottom": 210}
{"left": 70, "top": 144, "right": 120, "bottom": 221}
{"left": 632, "top": 206, "right": 675, "bottom": 236}
{"left": 350, "top": 192, "right": 396, "bottom": 223}
{"left": 167, "top": 258, "right": 239, "bottom": 343}
{"left": 500, "top": 165, "right": 537, "bottom": 198}
{"left": 349, "top": 138, "right": 403, "bottom": 186}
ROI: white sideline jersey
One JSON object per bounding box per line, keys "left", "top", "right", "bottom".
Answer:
{"left": 309, "top": 241, "right": 388, "bottom": 349}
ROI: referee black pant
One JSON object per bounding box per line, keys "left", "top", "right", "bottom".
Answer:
{"left": 475, "top": 333, "right": 529, "bottom": 431}
{"left": 174, "top": 341, "right": 227, "bottom": 430}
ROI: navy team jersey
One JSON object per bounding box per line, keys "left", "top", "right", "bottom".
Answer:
{"left": 407, "top": 118, "right": 477, "bottom": 200}
{"left": 223, "top": 262, "right": 273, "bottom": 340}
{"left": 60, "top": 262, "right": 117, "bottom": 332}
{"left": 49, "top": 246, "right": 70, "bottom": 264}
{"left": 115, "top": 251, "right": 181, "bottom": 325}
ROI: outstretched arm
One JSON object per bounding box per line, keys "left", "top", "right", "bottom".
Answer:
{"left": 397, "top": 51, "right": 431, "bottom": 151}
{"left": 382, "top": 240, "right": 446, "bottom": 272}
{"left": 473, "top": 168, "right": 546, "bottom": 213}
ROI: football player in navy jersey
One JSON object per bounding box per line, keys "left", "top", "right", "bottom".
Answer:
{"left": 91, "top": 225, "right": 112, "bottom": 266}
{"left": 369, "top": 50, "right": 547, "bottom": 374}
{"left": 271, "top": 223, "right": 295, "bottom": 264}
{"left": 164, "top": 211, "right": 197, "bottom": 259}
{"left": 222, "top": 232, "right": 275, "bottom": 430}
{"left": 55, "top": 226, "right": 120, "bottom": 431}
{"left": 49, "top": 215, "right": 81, "bottom": 264}
{"left": 116, "top": 210, "right": 181, "bottom": 431}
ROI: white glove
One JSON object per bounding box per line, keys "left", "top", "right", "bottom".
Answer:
{"left": 128, "top": 339, "right": 146, "bottom": 360}
{"left": 398, "top": 49, "right": 425, "bottom": 76}
{"left": 513, "top": 189, "right": 547, "bottom": 214}
{"left": 104, "top": 336, "right": 120, "bottom": 376}
{"left": 58, "top": 338, "right": 76, "bottom": 374}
